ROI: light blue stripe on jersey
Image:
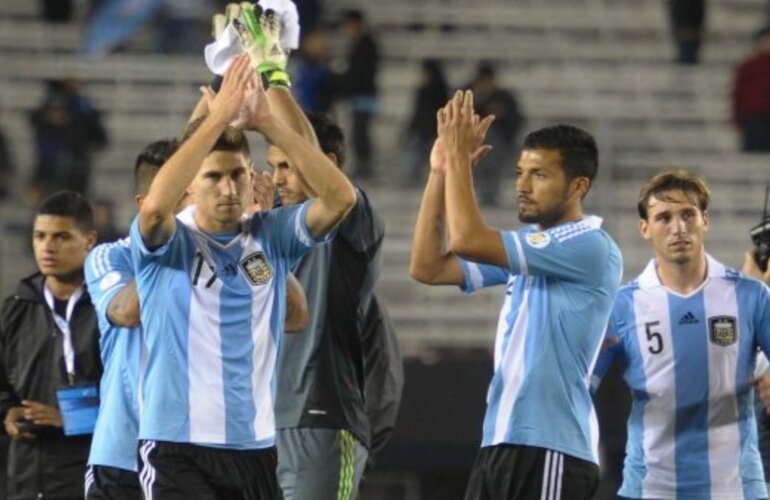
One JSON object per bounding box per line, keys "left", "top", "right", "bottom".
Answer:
{"left": 459, "top": 216, "right": 622, "bottom": 464}
{"left": 131, "top": 202, "right": 317, "bottom": 449}
{"left": 668, "top": 293, "right": 711, "bottom": 496}
{"left": 617, "top": 282, "right": 649, "bottom": 492}
{"left": 85, "top": 238, "right": 142, "bottom": 472}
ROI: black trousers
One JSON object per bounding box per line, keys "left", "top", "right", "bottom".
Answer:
{"left": 85, "top": 465, "right": 141, "bottom": 500}
{"left": 138, "top": 440, "right": 279, "bottom": 500}
{"left": 464, "top": 444, "right": 599, "bottom": 500}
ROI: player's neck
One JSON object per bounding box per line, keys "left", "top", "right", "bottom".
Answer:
{"left": 656, "top": 253, "right": 707, "bottom": 295}
{"left": 539, "top": 205, "right": 584, "bottom": 230}
{"left": 44, "top": 273, "right": 84, "bottom": 300}
{"left": 194, "top": 212, "right": 241, "bottom": 234}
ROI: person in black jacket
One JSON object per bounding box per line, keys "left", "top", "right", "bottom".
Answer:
{"left": 271, "top": 113, "right": 400, "bottom": 499}
{"left": 0, "top": 190, "right": 101, "bottom": 500}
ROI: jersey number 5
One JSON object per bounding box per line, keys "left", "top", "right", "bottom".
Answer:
{"left": 645, "top": 321, "right": 663, "bottom": 354}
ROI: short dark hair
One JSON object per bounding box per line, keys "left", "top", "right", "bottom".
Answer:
{"left": 183, "top": 116, "right": 251, "bottom": 158}
{"left": 637, "top": 169, "right": 710, "bottom": 220}
{"left": 134, "top": 138, "right": 179, "bottom": 196}
{"left": 307, "top": 113, "right": 346, "bottom": 169}
{"left": 522, "top": 124, "right": 599, "bottom": 185}
{"left": 37, "top": 190, "right": 94, "bottom": 232}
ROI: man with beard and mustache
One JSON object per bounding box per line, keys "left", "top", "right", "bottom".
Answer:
{"left": 410, "top": 91, "right": 622, "bottom": 500}
{"left": 593, "top": 170, "right": 770, "bottom": 499}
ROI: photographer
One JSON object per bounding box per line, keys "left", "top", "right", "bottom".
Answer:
{"left": 0, "top": 191, "right": 102, "bottom": 500}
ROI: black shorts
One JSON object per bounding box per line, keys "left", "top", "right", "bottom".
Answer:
{"left": 464, "top": 444, "right": 599, "bottom": 500}
{"left": 138, "top": 440, "right": 279, "bottom": 500}
{"left": 85, "top": 465, "right": 142, "bottom": 500}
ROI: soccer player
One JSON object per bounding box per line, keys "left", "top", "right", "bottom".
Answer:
{"left": 84, "top": 138, "right": 310, "bottom": 499}
{"left": 593, "top": 169, "right": 770, "bottom": 499}
{"left": 271, "top": 112, "right": 391, "bottom": 499}
{"left": 131, "top": 54, "right": 354, "bottom": 498}
{"left": 0, "top": 191, "right": 101, "bottom": 500}
{"left": 410, "top": 91, "right": 622, "bottom": 499}
{"left": 84, "top": 139, "right": 180, "bottom": 500}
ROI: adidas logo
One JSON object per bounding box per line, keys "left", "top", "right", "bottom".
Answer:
{"left": 678, "top": 311, "right": 699, "bottom": 325}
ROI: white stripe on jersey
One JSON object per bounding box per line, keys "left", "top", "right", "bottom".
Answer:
{"left": 511, "top": 232, "right": 528, "bottom": 275}
{"left": 468, "top": 263, "right": 485, "bottom": 291}
{"left": 188, "top": 264, "right": 226, "bottom": 443}
{"left": 492, "top": 277, "right": 531, "bottom": 444}
{"left": 586, "top": 342, "right": 602, "bottom": 463}
{"left": 634, "top": 286, "right": 677, "bottom": 497}
{"left": 250, "top": 268, "right": 277, "bottom": 442}
{"left": 703, "top": 280, "right": 743, "bottom": 499}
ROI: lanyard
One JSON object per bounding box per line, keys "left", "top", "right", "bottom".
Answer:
{"left": 43, "top": 283, "right": 85, "bottom": 385}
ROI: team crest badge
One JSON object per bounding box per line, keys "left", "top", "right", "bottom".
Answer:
{"left": 708, "top": 316, "right": 737, "bottom": 346}
{"left": 240, "top": 252, "right": 272, "bottom": 286}
{"left": 525, "top": 232, "right": 551, "bottom": 249}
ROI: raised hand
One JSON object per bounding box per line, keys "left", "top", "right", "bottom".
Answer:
{"left": 201, "top": 54, "right": 253, "bottom": 126}
{"left": 229, "top": 73, "right": 273, "bottom": 130}
{"left": 251, "top": 170, "right": 276, "bottom": 212}
{"left": 432, "top": 91, "right": 494, "bottom": 174}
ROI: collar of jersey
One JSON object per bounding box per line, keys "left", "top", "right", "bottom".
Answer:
{"left": 637, "top": 253, "right": 726, "bottom": 297}
{"left": 176, "top": 204, "right": 248, "bottom": 250}
{"left": 528, "top": 214, "right": 603, "bottom": 233}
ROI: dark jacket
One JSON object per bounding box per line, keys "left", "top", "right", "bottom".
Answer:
{"left": 0, "top": 273, "right": 102, "bottom": 500}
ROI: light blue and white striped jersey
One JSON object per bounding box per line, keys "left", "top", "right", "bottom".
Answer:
{"left": 85, "top": 237, "right": 143, "bottom": 472}
{"left": 459, "top": 215, "right": 622, "bottom": 464}
{"left": 130, "top": 202, "right": 321, "bottom": 449}
{"left": 593, "top": 255, "right": 770, "bottom": 499}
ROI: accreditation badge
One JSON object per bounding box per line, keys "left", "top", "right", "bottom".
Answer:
{"left": 56, "top": 383, "right": 99, "bottom": 436}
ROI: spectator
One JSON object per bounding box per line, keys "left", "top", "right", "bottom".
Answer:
{"left": 294, "top": 28, "right": 336, "bottom": 114}
{"left": 340, "top": 9, "right": 379, "bottom": 180}
{"left": 403, "top": 59, "right": 449, "bottom": 184}
{"left": 732, "top": 27, "right": 770, "bottom": 152}
{"left": 669, "top": 0, "right": 706, "bottom": 65}
{"left": 29, "top": 79, "right": 108, "bottom": 197}
{"left": 0, "top": 120, "right": 15, "bottom": 201}
{"left": 468, "top": 62, "right": 523, "bottom": 207}
{"left": 0, "top": 190, "right": 102, "bottom": 500}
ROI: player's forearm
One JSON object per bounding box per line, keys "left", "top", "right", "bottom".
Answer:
{"left": 140, "top": 113, "right": 228, "bottom": 243}
{"left": 260, "top": 118, "right": 355, "bottom": 219}
{"left": 445, "top": 152, "right": 486, "bottom": 256}
{"left": 410, "top": 172, "right": 451, "bottom": 283}
{"left": 107, "top": 280, "right": 141, "bottom": 328}
{"left": 266, "top": 87, "right": 319, "bottom": 147}
{"left": 187, "top": 94, "right": 209, "bottom": 127}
